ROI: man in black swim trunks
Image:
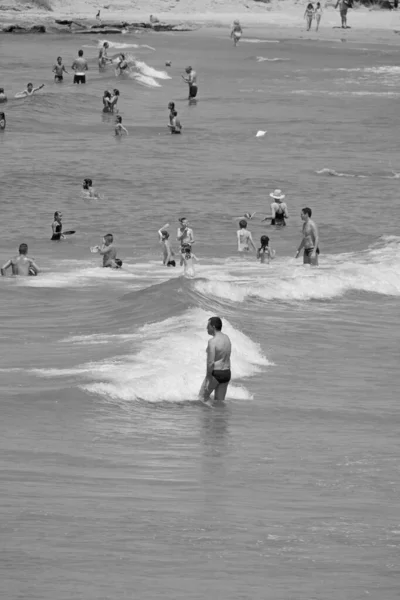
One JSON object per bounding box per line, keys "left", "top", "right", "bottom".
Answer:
{"left": 295, "top": 207, "right": 320, "bottom": 266}
{"left": 71, "top": 49, "right": 88, "bottom": 85}
{"left": 182, "top": 66, "right": 198, "bottom": 101}
{"left": 199, "top": 316, "right": 232, "bottom": 403}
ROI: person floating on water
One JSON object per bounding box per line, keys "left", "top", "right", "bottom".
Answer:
{"left": 115, "top": 116, "right": 128, "bottom": 136}
{"left": 199, "top": 316, "right": 232, "bottom": 404}
{"left": 82, "top": 178, "right": 98, "bottom": 198}
{"left": 51, "top": 211, "right": 64, "bottom": 241}
{"left": 0, "top": 88, "right": 8, "bottom": 103}
{"left": 1, "top": 243, "right": 39, "bottom": 277}
{"left": 180, "top": 244, "right": 198, "bottom": 278}
{"left": 71, "top": 49, "right": 88, "bottom": 84}
{"left": 98, "top": 42, "right": 111, "bottom": 70}
{"left": 177, "top": 217, "right": 195, "bottom": 247}
{"left": 295, "top": 207, "right": 320, "bottom": 266}
{"left": 0, "top": 112, "right": 6, "bottom": 130}
{"left": 53, "top": 57, "right": 68, "bottom": 83}
{"left": 304, "top": 3, "right": 314, "bottom": 31}
{"left": 115, "top": 54, "right": 129, "bottom": 76}
{"left": 237, "top": 219, "right": 256, "bottom": 253}
{"left": 182, "top": 66, "right": 198, "bottom": 101}
{"left": 230, "top": 20, "right": 243, "bottom": 46}
{"left": 158, "top": 224, "right": 176, "bottom": 266}
{"left": 267, "top": 189, "right": 289, "bottom": 227}
{"left": 315, "top": 2, "right": 322, "bottom": 31}
{"left": 168, "top": 110, "right": 182, "bottom": 134}
{"left": 16, "top": 82, "right": 45, "bottom": 98}
{"left": 92, "top": 233, "right": 123, "bottom": 269}
{"left": 257, "top": 235, "right": 275, "bottom": 264}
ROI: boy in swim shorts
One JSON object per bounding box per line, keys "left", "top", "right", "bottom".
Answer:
{"left": 53, "top": 57, "right": 69, "bottom": 82}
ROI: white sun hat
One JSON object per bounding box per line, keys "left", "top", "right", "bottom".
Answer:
{"left": 270, "top": 189, "right": 285, "bottom": 200}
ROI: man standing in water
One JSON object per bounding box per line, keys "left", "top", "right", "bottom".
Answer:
{"left": 177, "top": 217, "right": 194, "bottom": 247}
{"left": 199, "top": 317, "right": 232, "bottom": 403}
{"left": 1, "top": 243, "right": 39, "bottom": 276}
{"left": 71, "top": 49, "right": 88, "bottom": 84}
{"left": 295, "top": 207, "right": 320, "bottom": 266}
{"left": 182, "top": 66, "right": 198, "bottom": 101}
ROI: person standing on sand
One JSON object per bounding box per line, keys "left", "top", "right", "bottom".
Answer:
{"left": 230, "top": 20, "right": 243, "bottom": 46}
{"left": 335, "top": 0, "right": 351, "bottom": 28}
{"left": 1, "top": 243, "right": 39, "bottom": 276}
{"left": 199, "top": 316, "right": 232, "bottom": 404}
{"left": 71, "top": 49, "right": 88, "bottom": 84}
{"left": 315, "top": 2, "right": 322, "bottom": 31}
{"left": 304, "top": 3, "right": 314, "bottom": 31}
{"left": 295, "top": 207, "right": 320, "bottom": 266}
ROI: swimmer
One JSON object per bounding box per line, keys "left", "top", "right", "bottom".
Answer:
{"left": 0, "top": 88, "right": 8, "bottom": 103}
{"left": 82, "top": 178, "right": 98, "bottom": 198}
{"left": 110, "top": 89, "right": 120, "bottom": 112}
{"left": 16, "top": 82, "right": 45, "bottom": 97}
{"left": 71, "top": 49, "right": 88, "bottom": 84}
{"left": 230, "top": 20, "right": 243, "bottom": 46}
{"left": 182, "top": 66, "right": 198, "bottom": 101}
{"left": 199, "top": 316, "right": 232, "bottom": 404}
{"left": 180, "top": 244, "right": 198, "bottom": 278}
{"left": 158, "top": 224, "right": 176, "bottom": 266}
{"left": 52, "top": 57, "right": 69, "bottom": 82}
{"left": 304, "top": 3, "right": 314, "bottom": 31}
{"left": 168, "top": 101, "right": 175, "bottom": 126}
{"left": 257, "top": 235, "right": 275, "bottom": 264}
{"left": 1, "top": 243, "right": 39, "bottom": 276}
{"left": 0, "top": 112, "right": 6, "bottom": 130}
{"left": 102, "top": 90, "right": 112, "bottom": 112}
{"left": 295, "top": 207, "right": 320, "bottom": 266}
{"left": 51, "top": 211, "right": 64, "bottom": 241}
{"left": 92, "top": 233, "right": 122, "bottom": 268}
{"left": 177, "top": 217, "right": 195, "bottom": 247}
{"left": 268, "top": 189, "right": 289, "bottom": 227}
{"left": 315, "top": 2, "right": 323, "bottom": 31}
{"left": 115, "top": 54, "right": 129, "bottom": 76}
{"left": 98, "top": 42, "right": 111, "bottom": 70}
{"left": 168, "top": 110, "right": 182, "bottom": 134}
{"left": 237, "top": 219, "right": 256, "bottom": 252}
{"left": 115, "top": 115, "right": 128, "bottom": 136}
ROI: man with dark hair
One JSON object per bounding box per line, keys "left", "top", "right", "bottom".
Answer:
{"left": 295, "top": 207, "right": 320, "bottom": 266}
{"left": 72, "top": 49, "right": 88, "bottom": 84}
{"left": 199, "top": 316, "right": 232, "bottom": 403}
{"left": 1, "top": 243, "right": 39, "bottom": 276}
{"left": 177, "top": 217, "right": 194, "bottom": 247}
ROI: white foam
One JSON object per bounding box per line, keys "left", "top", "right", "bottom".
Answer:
{"left": 33, "top": 308, "right": 270, "bottom": 403}
{"left": 97, "top": 39, "right": 155, "bottom": 51}
{"left": 256, "top": 57, "right": 290, "bottom": 62}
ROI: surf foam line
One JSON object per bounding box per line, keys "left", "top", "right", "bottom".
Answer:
{"left": 97, "top": 39, "right": 156, "bottom": 51}
{"left": 316, "top": 168, "right": 400, "bottom": 179}
{"left": 32, "top": 308, "right": 270, "bottom": 403}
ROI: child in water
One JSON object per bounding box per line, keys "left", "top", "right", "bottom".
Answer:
{"left": 180, "top": 244, "right": 198, "bottom": 278}
{"left": 158, "top": 224, "right": 176, "bottom": 266}
{"left": 115, "top": 116, "right": 128, "bottom": 136}
{"left": 92, "top": 233, "right": 123, "bottom": 269}
{"left": 82, "top": 178, "right": 99, "bottom": 198}
{"left": 237, "top": 220, "right": 256, "bottom": 253}
{"left": 257, "top": 235, "right": 275, "bottom": 264}
{"left": 16, "top": 82, "right": 45, "bottom": 97}
{"left": 0, "top": 112, "right": 6, "bottom": 130}
{"left": 168, "top": 110, "right": 182, "bottom": 134}
{"left": 304, "top": 3, "right": 314, "bottom": 31}
{"left": 53, "top": 57, "right": 69, "bottom": 82}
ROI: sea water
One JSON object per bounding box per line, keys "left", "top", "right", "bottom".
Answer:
{"left": 0, "top": 29, "right": 399, "bottom": 600}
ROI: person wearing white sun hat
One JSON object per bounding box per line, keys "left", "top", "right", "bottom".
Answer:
{"left": 267, "top": 189, "right": 289, "bottom": 227}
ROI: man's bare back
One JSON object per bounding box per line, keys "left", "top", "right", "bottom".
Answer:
{"left": 1, "top": 252, "right": 39, "bottom": 276}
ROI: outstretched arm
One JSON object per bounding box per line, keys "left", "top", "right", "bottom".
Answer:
{"left": 33, "top": 84, "right": 45, "bottom": 93}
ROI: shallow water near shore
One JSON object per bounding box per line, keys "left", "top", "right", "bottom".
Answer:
{"left": 1, "top": 29, "right": 399, "bottom": 600}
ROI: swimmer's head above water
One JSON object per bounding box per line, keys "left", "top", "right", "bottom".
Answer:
{"left": 207, "top": 316, "right": 223, "bottom": 334}
{"left": 160, "top": 230, "right": 169, "bottom": 240}
{"left": 83, "top": 178, "right": 93, "bottom": 189}
{"left": 54, "top": 211, "right": 62, "bottom": 221}
{"left": 113, "top": 89, "right": 120, "bottom": 97}
{"left": 78, "top": 49, "right": 84, "bottom": 57}
{"left": 56, "top": 56, "right": 62, "bottom": 64}
{"left": 168, "top": 101, "right": 175, "bottom": 110}
{"left": 260, "top": 235, "right": 270, "bottom": 247}
{"left": 239, "top": 219, "right": 248, "bottom": 229}
{"left": 103, "top": 42, "right": 109, "bottom": 49}
{"left": 185, "top": 66, "right": 192, "bottom": 74}
{"left": 103, "top": 233, "right": 113, "bottom": 245}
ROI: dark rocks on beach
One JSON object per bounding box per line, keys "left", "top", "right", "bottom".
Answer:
{"left": 1, "top": 19, "right": 197, "bottom": 34}
{"left": 2, "top": 24, "right": 46, "bottom": 32}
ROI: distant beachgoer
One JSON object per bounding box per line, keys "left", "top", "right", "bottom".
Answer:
{"left": 269, "top": 189, "right": 288, "bottom": 227}
{"left": 82, "top": 178, "right": 98, "bottom": 198}
{"left": 51, "top": 211, "right": 64, "bottom": 241}
{"left": 199, "top": 316, "right": 232, "bottom": 403}
{"left": 110, "top": 89, "right": 120, "bottom": 112}
{"left": 98, "top": 42, "right": 111, "bottom": 70}
{"left": 257, "top": 235, "right": 275, "bottom": 264}
{"left": 315, "top": 2, "right": 322, "bottom": 30}
{"left": 53, "top": 57, "right": 69, "bottom": 82}
{"left": 16, "top": 83, "right": 45, "bottom": 97}
{"left": 237, "top": 219, "right": 256, "bottom": 252}
{"left": 231, "top": 20, "right": 243, "bottom": 45}
{"left": 1, "top": 243, "right": 39, "bottom": 276}
{"left": 0, "top": 112, "right": 6, "bottom": 130}
{"left": 0, "top": 88, "right": 8, "bottom": 103}
{"left": 158, "top": 224, "right": 176, "bottom": 266}
{"left": 71, "top": 49, "right": 88, "bottom": 84}
{"left": 180, "top": 244, "right": 198, "bottom": 278}
{"left": 96, "top": 9, "right": 101, "bottom": 20}
{"left": 182, "top": 66, "right": 198, "bottom": 101}
{"left": 150, "top": 14, "right": 160, "bottom": 25}
{"left": 92, "top": 233, "right": 122, "bottom": 268}
{"left": 295, "top": 207, "right": 320, "bottom": 266}
{"left": 115, "top": 115, "right": 128, "bottom": 136}
{"left": 168, "top": 110, "right": 182, "bottom": 134}
{"left": 177, "top": 217, "right": 195, "bottom": 247}
{"left": 115, "top": 54, "right": 129, "bottom": 76}
{"left": 335, "top": 0, "right": 351, "bottom": 28}
{"left": 103, "top": 90, "right": 112, "bottom": 112}
{"left": 304, "top": 3, "right": 314, "bottom": 31}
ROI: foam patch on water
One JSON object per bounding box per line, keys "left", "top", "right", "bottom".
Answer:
{"left": 293, "top": 90, "right": 400, "bottom": 98}
{"left": 97, "top": 39, "right": 155, "bottom": 51}
{"left": 241, "top": 39, "right": 280, "bottom": 44}
{"left": 33, "top": 308, "right": 270, "bottom": 403}
{"left": 316, "top": 168, "right": 400, "bottom": 179}
{"left": 256, "top": 57, "right": 290, "bottom": 62}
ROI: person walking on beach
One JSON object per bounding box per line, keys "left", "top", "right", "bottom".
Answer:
{"left": 71, "top": 50, "right": 88, "bottom": 84}
{"left": 335, "top": 0, "right": 351, "bottom": 28}
{"left": 182, "top": 66, "right": 198, "bottom": 101}
{"left": 268, "top": 189, "right": 289, "bottom": 227}
{"left": 315, "top": 2, "right": 322, "bottom": 31}
{"left": 199, "top": 316, "right": 232, "bottom": 404}
{"left": 53, "top": 57, "right": 69, "bottom": 82}
{"left": 295, "top": 207, "right": 320, "bottom": 266}
{"left": 304, "top": 3, "right": 314, "bottom": 31}
{"left": 1, "top": 243, "right": 39, "bottom": 276}
{"left": 177, "top": 217, "right": 195, "bottom": 247}
{"left": 230, "top": 20, "right": 243, "bottom": 46}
